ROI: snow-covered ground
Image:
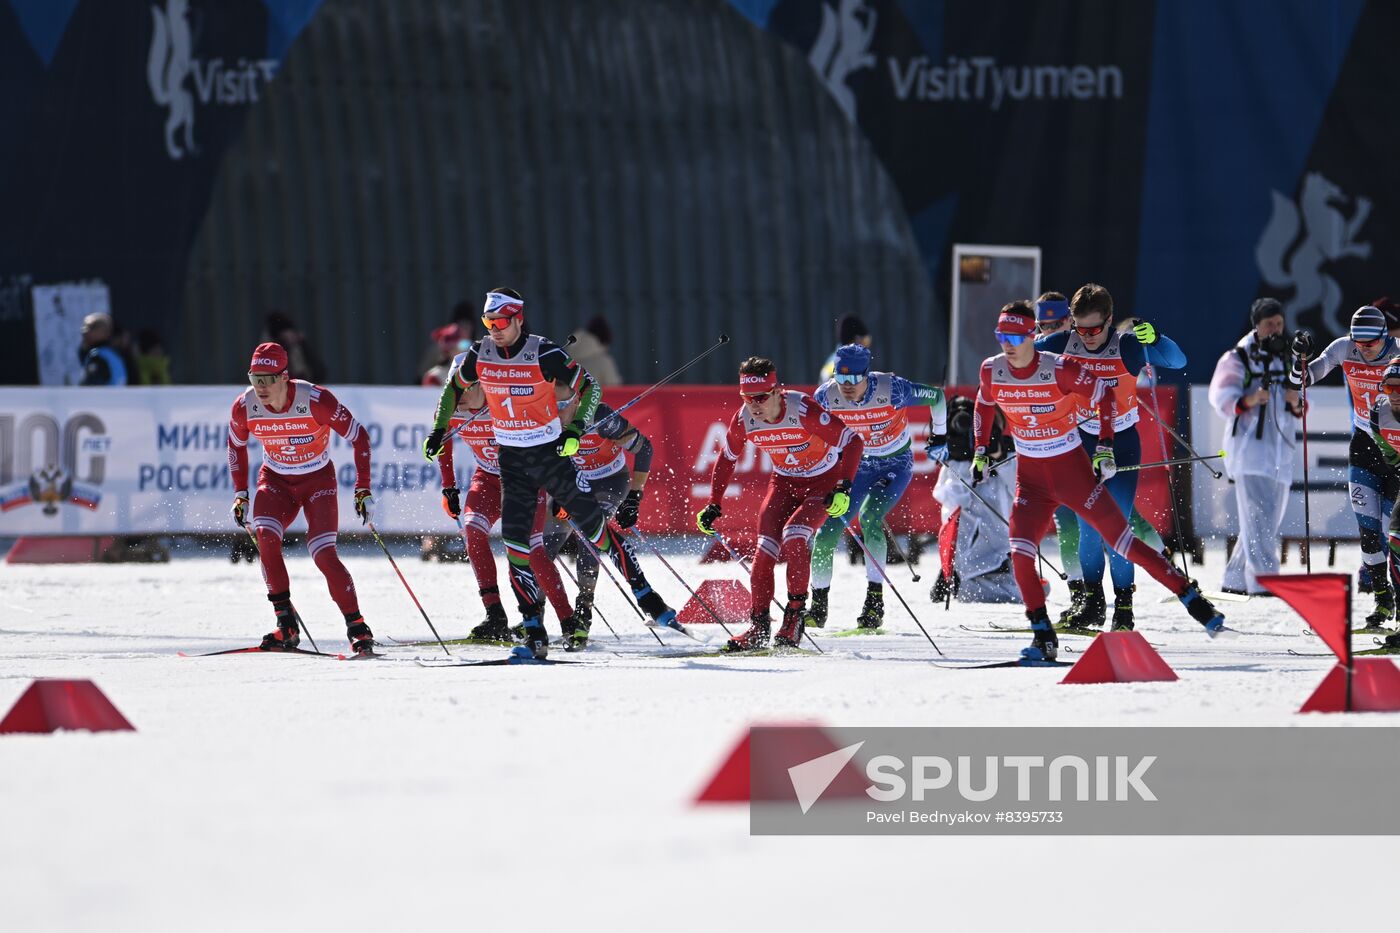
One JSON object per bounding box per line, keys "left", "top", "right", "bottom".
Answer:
{"left": 0, "top": 537, "right": 1392, "bottom": 932}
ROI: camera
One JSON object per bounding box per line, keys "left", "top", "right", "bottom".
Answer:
{"left": 1257, "top": 332, "right": 1289, "bottom": 358}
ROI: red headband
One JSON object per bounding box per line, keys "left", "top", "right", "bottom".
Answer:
{"left": 739, "top": 371, "right": 778, "bottom": 395}
{"left": 996, "top": 310, "right": 1036, "bottom": 337}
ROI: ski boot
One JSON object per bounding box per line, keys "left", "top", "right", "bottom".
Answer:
{"left": 1111, "top": 584, "right": 1136, "bottom": 631}
{"left": 346, "top": 616, "right": 375, "bottom": 656}
{"left": 1179, "top": 581, "right": 1226, "bottom": 636}
{"left": 1057, "top": 579, "right": 1087, "bottom": 627}
{"left": 1382, "top": 630, "right": 1400, "bottom": 652}
{"left": 930, "top": 570, "right": 960, "bottom": 604}
{"left": 469, "top": 602, "right": 514, "bottom": 643}
{"left": 560, "top": 614, "right": 591, "bottom": 652}
{"left": 1059, "top": 582, "right": 1105, "bottom": 631}
{"left": 1360, "top": 580, "right": 1394, "bottom": 632}
{"left": 1021, "top": 607, "right": 1058, "bottom": 662}
{"left": 260, "top": 593, "right": 301, "bottom": 650}
{"left": 725, "top": 612, "right": 771, "bottom": 652}
{"left": 637, "top": 587, "right": 689, "bottom": 636}
{"left": 774, "top": 594, "right": 807, "bottom": 648}
{"left": 856, "top": 584, "right": 884, "bottom": 629}
{"left": 806, "top": 587, "right": 829, "bottom": 629}
{"left": 517, "top": 617, "right": 549, "bottom": 660}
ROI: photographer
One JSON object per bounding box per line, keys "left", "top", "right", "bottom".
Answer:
{"left": 1208, "top": 298, "right": 1302, "bottom": 595}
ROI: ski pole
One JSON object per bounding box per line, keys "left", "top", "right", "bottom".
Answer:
{"left": 552, "top": 548, "right": 620, "bottom": 642}
{"left": 711, "top": 529, "right": 823, "bottom": 654}
{"left": 1138, "top": 394, "right": 1224, "bottom": 479}
{"left": 881, "top": 520, "right": 921, "bottom": 583}
{"left": 1145, "top": 373, "right": 1194, "bottom": 578}
{"left": 836, "top": 514, "right": 943, "bottom": 655}
{"left": 940, "top": 463, "right": 1067, "bottom": 580}
{"left": 1116, "top": 452, "right": 1224, "bottom": 472}
{"left": 367, "top": 520, "right": 451, "bottom": 656}
{"left": 563, "top": 517, "right": 665, "bottom": 645}
{"left": 242, "top": 522, "right": 321, "bottom": 653}
{"left": 1299, "top": 351, "right": 1312, "bottom": 573}
{"left": 588, "top": 334, "right": 730, "bottom": 435}
{"left": 629, "top": 526, "right": 734, "bottom": 636}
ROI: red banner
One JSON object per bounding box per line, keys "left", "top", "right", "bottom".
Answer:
{"left": 600, "top": 384, "right": 1178, "bottom": 538}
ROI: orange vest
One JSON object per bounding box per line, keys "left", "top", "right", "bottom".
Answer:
{"left": 814, "top": 373, "right": 910, "bottom": 457}
{"left": 1060, "top": 331, "right": 1138, "bottom": 433}
{"left": 243, "top": 382, "right": 332, "bottom": 475}
{"left": 476, "top": 335, "right": 561, "bottom": 447}
{"left": 570, "top": 434, "right": 627, "bottom": 481}
{"left": 1342, "top": 358, "right": 1387, "bottom": 429}
{"left": 739, "top": 390, "right": 842, "bottom": 478}
{"left": 982, "top": 354, "right": 1082, "bottom": 458}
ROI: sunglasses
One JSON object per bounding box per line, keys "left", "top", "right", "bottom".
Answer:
{"left": 833, "top": 372, "right": 865, "bottom": 385}
{"left": 1072, "top": 321, "right": 1107, "bottom": 337}
{"left": 995, "top": 332, "right": 1031, "bottom": 346}
{"left": 1385, "top": 381, "right": 1400, "bottom": 393}
{"left": 1354, "top": 337, "right": 1382, "bottom": 348}
{"left": 742, "top": 391, "right": 776, "bottom": 404}
{"left": 248, "top": 372, "right": 284, "bottom": 387}
{"left": 481, "top": 314, "right": 516, "bottom": 331}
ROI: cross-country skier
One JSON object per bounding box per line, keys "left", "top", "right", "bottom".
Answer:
{"left": 227, "top": 342, "right": 376, "bottom": 655}
{"left": 1292, "top": 306, "right": 1400, "bottom": 627}
{"left": 1368, "top": 358, "right": 1400, "bottom": 650}
{"left": 807, "top": 343, "right": 946, "bottom": 630}
{"left": 434, "top": 379, "right": 573, "bottom": 643}
{"left": 1034, "top": 283, "right": 1175, "bottom": 631}
{"left": 696, "top": 357, "right": 865, "bottom": 651}
{"left": 529, "top": 393, "right": 654, "bottom": 651}
{"left": 975, "top": 301, "right": 1224, "bottom": 661}
{"left": 422, "top": 287, "right": 681, "bottom": 659}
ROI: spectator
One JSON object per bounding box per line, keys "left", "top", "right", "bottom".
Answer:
{"left": 421, "top": 323, "right": 464, "bottom": 387}
{"left": 1208, "top": 297, "right": 1300, "bottom": 595}
{"left": 1373, "top": 296, "right": 1400, "bottom": 338}
{"left": 568, "top": 315, "right": 623, "bottom": 385}
{"left": 78, "top": 312, "right": 128, "bottom": 386}
{"left": 135, "top": 328, "right": 172, "bottom": 385}
{"left": 820, "top": 314, "right": 872, "bottom": 380}
{"left": 263, "top": 310, "right": 326, "bottom": 382}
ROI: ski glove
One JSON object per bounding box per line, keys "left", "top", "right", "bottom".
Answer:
{"left": 441, "top": 486, "right": 461, "bottom": 520}
{"left": 354, "top": 488, "right": 374, "bottom": 525}
{"left": 696, "top": 503, "right": 722, "bottom": 535}
{"left": 557, "top": 426, "right": 581, "bottom": 458}
{"left": 1292, "top": 329, "right": 1313, "bottom": 358}
{"left": 1092, "top": 444, "right": 1117, "bottom": 481}
{"left": 971, "top": 448, "right": 990, "bottom": 486}
{"left": 825, "top": 479, "right": 853, "bottom": 518}
{"left": 1132, "top": 320, "right": 1158, "bottom": 345}
{"left": 232, "top": 491, "right": 249, "bottom": 527}
{"left": 423, "top": 427, "right": 447, "bottom": 461}
{"left": 616, "top": 489, "right": 644, "bottom": 529}
{"left": 924, "top": 433, "right": 949, "bottom": 463}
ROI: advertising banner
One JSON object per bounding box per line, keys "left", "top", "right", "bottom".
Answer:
{"left": 0, "top": 383, "right": 1177, "bottom": 537}
{"left": 1189, "top": 384, "right": 1352, "bottom": 539}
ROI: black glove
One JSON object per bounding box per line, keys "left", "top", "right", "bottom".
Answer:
{"left": 616, "top": 489, "right": 644, "bottom": 529}
{"left": 696, "top": 503, "right": 722, "bottom": 535}
{"left": 423, "top": 427, "right": 447, "bottom": 461}
{"left": 1292, "top": 330, "right": 1313, "bottom": 358}
{"left": 441, "top": 486, "right": 461, "bottom": 519}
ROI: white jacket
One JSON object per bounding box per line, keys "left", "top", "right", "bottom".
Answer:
{"left": 1207, "top": 332, "right": 1298, "bottom": 483}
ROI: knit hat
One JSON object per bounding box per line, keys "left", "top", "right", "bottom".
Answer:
{"left": 1250, "top": 297, "right": 1284, "bottom": 326}
{"left": 248, "top": 342, "right": 288, "bottom": 374}
{"left": 1035, "top": 298, "right": 1070, "bottom": 323}
{"left": 1351, "top": 306, "right": 1386, "bottom": 341}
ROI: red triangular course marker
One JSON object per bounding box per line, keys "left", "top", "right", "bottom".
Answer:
{"left": 676, "top": 578, "right": 752, "bottom": 625}
{"left": 1299, "top": 659, "right": 1400, "bottom": 713}
{"left": 694, "top": 723, "right": 866, "bottom": 804}
{"left": 1060, "top": 631, "right": 1179, "bottom": 684}
{"left": 0, "top": 680, "right": 135, "bottom": 734}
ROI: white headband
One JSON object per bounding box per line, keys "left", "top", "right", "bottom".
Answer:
{"left": 483, "top": 291, "right": 523, "bottom": 316}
